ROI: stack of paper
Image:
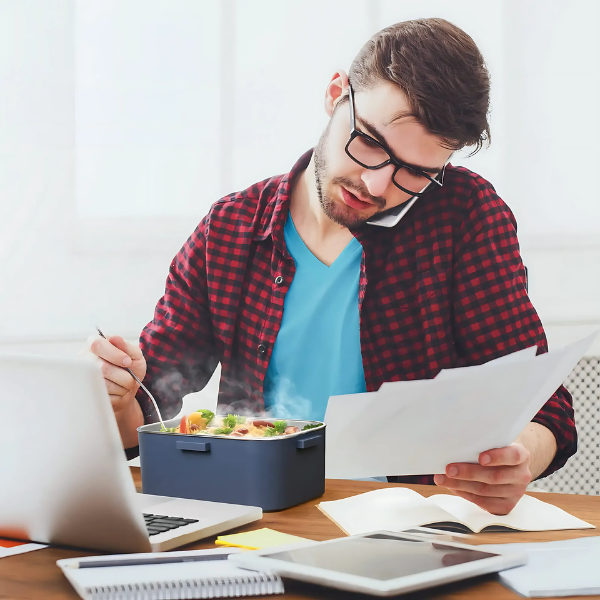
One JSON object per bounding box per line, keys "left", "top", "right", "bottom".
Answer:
{"left": 318, "top": 488, "right": 594, "bottom": 535}
{"left": 324, "top": 334, "right": 595, "bottom": 478}
{"left": 481, "top": 537, "right": 600, "bottom": 597}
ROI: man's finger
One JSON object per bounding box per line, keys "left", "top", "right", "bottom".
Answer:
{"left": 447, "top": 489, "right": 517, "bottom": 516}
{"left": 108, "top": 335, "right": 143, "bottom": 362}
{"left": 479, "top": 444, "right": 528, "bottom": 467}
{"left": 90, "top": 336, "right": 133, "bottom": 368}
{"left": 434, "top": 474, "right": 516, "bottom": 497}
{"left": 105, "top": 379, "right": 130, "bottom": 396}
{"left": 109, "top": 394, "right": 130, "bottom": 412}
{"left": 99, "top": 358, "right": 137, "bottom": 390}
{"left": 443, "top": 462, "right": 523, "bottom": 485}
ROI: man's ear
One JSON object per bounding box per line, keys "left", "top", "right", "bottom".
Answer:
{"left": 324, "top": 70, "right": 349, "bottom": 117}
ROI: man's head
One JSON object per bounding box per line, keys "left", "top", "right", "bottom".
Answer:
{"left": 313, "top": 18, "right": 491, "bottom": 229}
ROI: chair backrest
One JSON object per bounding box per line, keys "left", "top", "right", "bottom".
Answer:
{"left": 532, "top": 357, "right": 600, "bottom": 495}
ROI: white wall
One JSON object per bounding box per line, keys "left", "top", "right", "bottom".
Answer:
{"left": 0, "top": 0, "right": 599, "bottom": 357}
{"left": 502, "top": 0, "right": 600, "bottom": 326}
{"left": 0, "top": 0, "right": 76, "bottom": 339}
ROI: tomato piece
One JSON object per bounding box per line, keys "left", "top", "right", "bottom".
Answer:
{"left": 179, "top": 415, "right": 189, "bottom": 434}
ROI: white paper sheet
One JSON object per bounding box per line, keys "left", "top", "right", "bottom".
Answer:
{"left": 480, "top": 537, "right": 600, "bottom": 597}
{"left": 0, "top": 539, "right": 47, "bottom": 559}
{"left": 433, "top": 345, "right": 539, "bottom": 381}
{"left": 325, "top": 333, "right": 595, "bottom": 478}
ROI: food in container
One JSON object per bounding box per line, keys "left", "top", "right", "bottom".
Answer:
{"left": 161, "top": 409, "right": 321, "bottom": 439}
{"left": 138, "top": 410, "right": 326, "bottom": 511}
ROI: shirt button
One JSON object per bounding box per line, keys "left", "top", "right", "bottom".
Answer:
{"left": 257, "top": 344, "right": 267, "bottom": 356}
{"left": 274, "top": 275, "right": 284, "bottom": 285}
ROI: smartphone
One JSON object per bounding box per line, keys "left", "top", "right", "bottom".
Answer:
{"left": 367, "top": 167, "right": 445, "bottom": 228}
{"left": 366, "top": 194, "right": 420, "bottom": 227}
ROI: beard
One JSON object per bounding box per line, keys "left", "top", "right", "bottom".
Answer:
{"left": 313, "top": 123, "right": 387, "bottom": 229}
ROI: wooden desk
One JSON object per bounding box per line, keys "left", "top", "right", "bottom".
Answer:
{"left": 1, "top": 468, "right": 599, "bottom": 599}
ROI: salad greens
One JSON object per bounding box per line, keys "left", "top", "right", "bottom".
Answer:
{"left": 213, "top": 427, "right": 234, "bottom": 435}
{"left": 196, "top": 409, "right": 215, "bottom": 424}
{"left": 273, "top": 420, "right": 287, "bottom": 434}
{"left": 160, "top": 425, "right": 178, "bottom": 433}
{"left": 222, "top": 414, "right": 246, "bottom": 428}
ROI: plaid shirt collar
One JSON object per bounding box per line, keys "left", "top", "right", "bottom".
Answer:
{"left": 253, "top": 150, "right": 312, "bottom": 247}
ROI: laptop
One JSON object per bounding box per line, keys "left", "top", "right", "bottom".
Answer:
{"left": 0, "top": 353, "right": 262, "bottom": 553}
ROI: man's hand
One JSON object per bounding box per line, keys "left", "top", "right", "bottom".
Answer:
{"left": 90, "top": 334, "right": 146, "bottom": 412}
{"left": 433, "top": 443, "right": 532, "bottom": 515}
{"left": 90, "top": 334, "right": 146, "bottom": 447}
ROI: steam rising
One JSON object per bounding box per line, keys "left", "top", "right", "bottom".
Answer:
{"left": 262, "top": 376, "right": 315, "bottom": 421}
{"left": 148, "top": 364, "right": 318, "bottom": 422}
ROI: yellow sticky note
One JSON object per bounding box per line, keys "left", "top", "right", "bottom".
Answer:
{"left": 215, "top": 528, "right": 311, "bottom": 550}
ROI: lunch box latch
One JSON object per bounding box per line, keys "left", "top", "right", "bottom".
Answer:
{"left": 176, "top": 440, "right": 211, "bottom": 453}
{"left": 296, "top": 435, "right": 321, "bottom": 450}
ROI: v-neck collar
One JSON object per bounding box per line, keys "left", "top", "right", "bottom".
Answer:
{"left": 285, "top": 213, "right": 362, "bottom": 270}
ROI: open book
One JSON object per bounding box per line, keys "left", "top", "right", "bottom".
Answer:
{"left": 318, "top": 488, "right": 594, "bottom": 535}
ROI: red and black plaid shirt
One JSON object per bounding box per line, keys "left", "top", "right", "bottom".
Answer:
{"left": 138, "top": 150, "right": 576, "bottom": 483}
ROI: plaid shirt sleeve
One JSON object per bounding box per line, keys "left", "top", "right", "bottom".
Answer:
{"left": 136, "top": 215, "right": 219, "bottom": 422}
{"left": 451, "top": 177, "right": 576, "bottom": 478}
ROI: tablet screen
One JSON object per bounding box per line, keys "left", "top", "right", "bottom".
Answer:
{"left": 265, "top": 534, "right": 498, "bottom": 581}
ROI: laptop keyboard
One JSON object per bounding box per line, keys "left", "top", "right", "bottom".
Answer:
{"left": 143, "top": 513, "right": 200, "bottom": 537}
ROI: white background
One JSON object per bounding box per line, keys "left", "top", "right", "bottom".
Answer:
{"left": 1, "top": 0, "right": 599, "bottom": 356}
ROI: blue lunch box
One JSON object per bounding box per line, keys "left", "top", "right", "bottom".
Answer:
{"left": 138, "top": 417, "right": 326, "bottom": 511}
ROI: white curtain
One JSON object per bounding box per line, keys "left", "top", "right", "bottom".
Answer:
{"left": 0, "top": 0, "right": 599, "bottom": 347}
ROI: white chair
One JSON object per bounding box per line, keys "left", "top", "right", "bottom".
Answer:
{"left": 531, "top": 357, "right": 600, "bottom": 495}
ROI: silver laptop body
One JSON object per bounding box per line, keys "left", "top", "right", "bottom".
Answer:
{"left": 0, "top": 353, "right": 262, "bottom": 553}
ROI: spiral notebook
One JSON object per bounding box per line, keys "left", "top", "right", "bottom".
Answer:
{"left": 57, "top": 548, "right": 284, "bottom": 600}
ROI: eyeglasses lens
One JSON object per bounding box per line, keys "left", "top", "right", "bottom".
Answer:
{"left": 393, "top": 168, "right": 432, "bottom": 195}
{"left": 347, "top": 136, "right": 433, "bottom": 195}
{"left": 347, "top": 135, "right": 390, "bottom": 168}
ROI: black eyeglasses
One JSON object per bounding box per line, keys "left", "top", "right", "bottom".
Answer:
{"left": 345, "top": 84, "right": 446, "bottom": 196}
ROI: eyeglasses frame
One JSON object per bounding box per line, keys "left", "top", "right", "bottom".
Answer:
{"left": 344, "top": 83, "right": 446, "bottom": 197}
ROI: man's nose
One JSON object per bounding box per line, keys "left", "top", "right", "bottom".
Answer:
{"left": 360, "top": 164, "right": 395, "bottom": 198}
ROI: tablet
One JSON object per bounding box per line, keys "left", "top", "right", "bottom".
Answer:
{"left": 229, "top": 530, "right": 526, "bottom": 597}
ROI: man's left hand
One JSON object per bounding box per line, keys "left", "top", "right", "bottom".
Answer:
{"left": 433, "top": 443, "right": 532, "bottom": 515}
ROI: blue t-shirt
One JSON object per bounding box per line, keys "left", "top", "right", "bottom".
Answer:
{"left": 263, "top": 213, "right": 367, "bottom": 420}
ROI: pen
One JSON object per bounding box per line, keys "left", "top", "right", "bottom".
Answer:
{"left": 95, "top": 326, "right": 166, "bottom": 431}
{"left": 74, "top": 552, "right": 233, "bottom": 569}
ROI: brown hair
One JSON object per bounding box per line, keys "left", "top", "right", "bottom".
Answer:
{"left": 348, "top": 18, "right": 491, "bottom": 154}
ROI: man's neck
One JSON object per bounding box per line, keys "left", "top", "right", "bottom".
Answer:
{"left": 289, "top": 156, "right": 355, "bottom": 266}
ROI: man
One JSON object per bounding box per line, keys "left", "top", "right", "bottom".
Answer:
{"left": 91, "top": 19, "right": 575, "bottom": 515}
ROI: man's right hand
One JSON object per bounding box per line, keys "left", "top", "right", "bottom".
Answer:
{"left": 90, "top": 334, "right": 147, "bottom": 415}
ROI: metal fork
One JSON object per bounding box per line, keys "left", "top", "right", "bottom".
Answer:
{"left": 95, "top": 327, "right": 167, "bottom": 432}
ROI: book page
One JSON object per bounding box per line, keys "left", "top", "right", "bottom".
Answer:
{"left": 428, "top": 494, "right": 594, "bottom": 533}
{"left": 318, "top": 488, "right": 458, "bottom": 536}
